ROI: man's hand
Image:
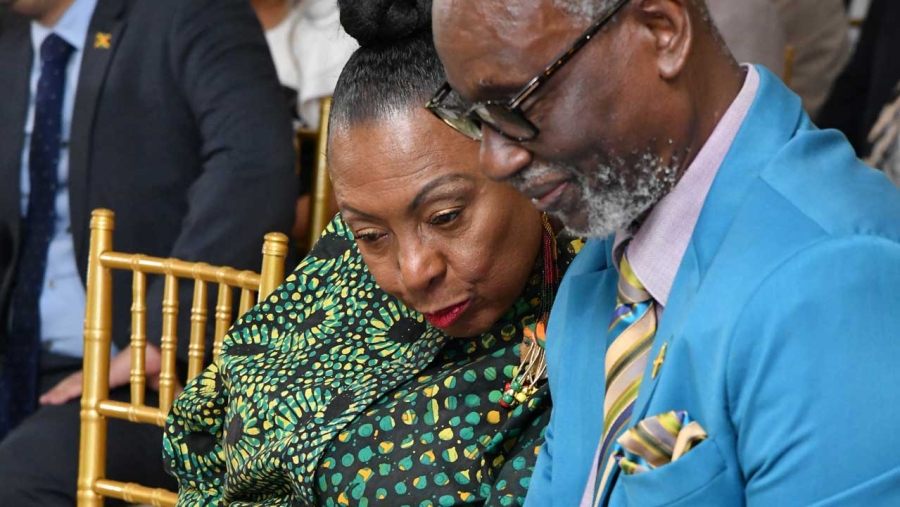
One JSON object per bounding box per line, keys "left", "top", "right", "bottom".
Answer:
{"left": 39, "top": 343, "right": 163, "bottom": 406}
{"left": 38, "top": 370, "right": 85, "bottom": 405}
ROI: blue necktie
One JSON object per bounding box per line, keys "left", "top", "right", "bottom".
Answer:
{"left": 0, "top": 33, "right": 74, "bottom": 439}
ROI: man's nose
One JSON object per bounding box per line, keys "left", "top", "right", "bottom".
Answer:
{"left": 478, "top": 127, "right": 533, "bottom": 182}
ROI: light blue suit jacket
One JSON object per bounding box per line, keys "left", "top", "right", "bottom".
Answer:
{"left": 525, "top": 67, "right": 900, "bottom": 507}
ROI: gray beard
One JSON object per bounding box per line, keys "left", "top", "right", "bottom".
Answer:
{"left": 520, "top": 151, "right": 679, "bottom": 238}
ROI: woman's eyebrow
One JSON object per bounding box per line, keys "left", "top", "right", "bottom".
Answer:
{"left": 409, "top": 174, "right": 476, "bottom": 213}
{"left": 340, "top": 204, "right": 380, "bottom": 221}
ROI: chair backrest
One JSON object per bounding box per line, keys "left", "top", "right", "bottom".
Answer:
{"left": 295, "top": 96, "right": 334, "bottom": 252}
{"left": 76, "top": 208, "right": 288, "bottom": 507}
{"left": 783, "top": 45, "right": 796, "bottom": 87}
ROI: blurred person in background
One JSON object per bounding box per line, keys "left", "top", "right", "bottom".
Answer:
{"left": 0, "top": 0, "right": 296, "bottom": 504}
{"left": 707, "top": 0, "right": 849, "bottom": 117}
{"left": 819, "top": 0, "right": 900, "bottom": 159}
{"left": 867, "top": 83, "right": 900, "bottom": 185}
{"left": 251, "top": 0, "right": 356, "bottom": 127}
{"left": 250, "top": 0, "right": 357, "bottom": 245}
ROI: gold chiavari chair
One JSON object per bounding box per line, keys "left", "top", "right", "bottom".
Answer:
{"left": 783, "top": 45, "right": 796, "bottom": 88}
{"left": 76, "top": 208, "right": 288, "bottom": 507}
{"left": 295, "top": 96, "right": 334, "bottom": 252}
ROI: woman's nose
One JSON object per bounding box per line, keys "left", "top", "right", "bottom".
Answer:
{"left": 398, "top": 239, "right": 446, "bottom": 295}
{"left": 479, "top": 127, "right": 533, "bottom": 182}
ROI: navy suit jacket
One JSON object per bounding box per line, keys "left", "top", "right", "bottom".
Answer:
{"left": 526, "top": 68, "right": 900, "bottom": 506}
{"left": 0, "top": 0, "right": 296, "bottom": 364}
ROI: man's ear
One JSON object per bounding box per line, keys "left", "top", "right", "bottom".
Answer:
{"left": 635, "top": 0, "right": 692, "bottom": 80}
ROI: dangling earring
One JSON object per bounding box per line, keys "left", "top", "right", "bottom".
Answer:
{"left": 500, "top": 214, "right": 559, "bottom": 408}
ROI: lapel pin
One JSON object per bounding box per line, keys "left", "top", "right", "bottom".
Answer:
{"left": 94, "top": 32, "right": 112, "bottom": 50}
{"left": 651, "top": 343, "right": 668, "bottom": 380}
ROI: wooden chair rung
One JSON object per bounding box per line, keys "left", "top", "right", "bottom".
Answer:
{"left": 100, "top": 251, "right": 261, "bottom": 289}
{"left": 238, "top": 288, "right": 255, "bottom": 315}
{"left": 130, "top": 270, "right": 147, "bottom": 405}
{"left": 187, "top": 278, "right": 208, "bottom": 380}
{"left": 213, "top": 282, "right": 233, "bottom": 360}
{"left": 94, "top": 479, "right": 177, "bottom": 507}
{"left": 97, "top": 400, "right": 167, "bottom": 426}
{"left": 158, "top": 273, "right": 179, "bottom": 412}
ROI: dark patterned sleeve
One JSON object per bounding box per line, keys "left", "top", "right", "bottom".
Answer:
{"left": 482, "top": 386, "right": 552, "bottom": 507}
{"left": 163, "top": 215, "right": 356, "bottom": 504}
{"left": 163, "top": 362, "right": 230, "bottom": 505}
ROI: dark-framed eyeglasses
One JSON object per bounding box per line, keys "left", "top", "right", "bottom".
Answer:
{"left": 426, "top": 0, "right": 631, "bottom": 142}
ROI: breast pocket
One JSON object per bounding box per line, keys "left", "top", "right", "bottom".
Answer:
{"left": 617, "top": 436, "right": 731, "bottom": 507}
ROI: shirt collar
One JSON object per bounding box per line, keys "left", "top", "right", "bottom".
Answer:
{"left": 614, "top": 64, "right": 760, "bottom": 307}
{"left": 30, "top": 0, "right": 99, "bottom": 53}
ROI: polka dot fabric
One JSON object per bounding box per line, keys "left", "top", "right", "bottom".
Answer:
{"left": 164, "top": 216, "right": 582, "bottom": 506}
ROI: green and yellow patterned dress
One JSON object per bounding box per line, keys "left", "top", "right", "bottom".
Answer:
{"left": 163, "top": 216, "right": 581, "bottom": 506}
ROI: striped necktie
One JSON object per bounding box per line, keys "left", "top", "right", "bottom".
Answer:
{"left": 590, "top": 249, "right": 657, "bottom": 506}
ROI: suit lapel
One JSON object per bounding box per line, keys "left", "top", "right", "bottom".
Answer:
{"left": 551, "top": 239, "right": 617, "bottom": 419}
{"left": 0, "top": 15, "right": 32, "bottom": 231}
{"left": 68, "top": 0, "right": 127, "bottom": 262}
{"left": 566, "top": 269, "right": 619, "bottom": 393}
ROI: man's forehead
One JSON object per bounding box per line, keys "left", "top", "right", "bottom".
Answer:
{"left": 434, "top": 0, "right": 581, "bottom": 99}
{"left": 434, "top": 0, "right": 544, "bottom": 27}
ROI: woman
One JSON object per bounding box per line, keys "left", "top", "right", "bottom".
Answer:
{"left": 163, "top": 1, "right": 582, "bottom": 505}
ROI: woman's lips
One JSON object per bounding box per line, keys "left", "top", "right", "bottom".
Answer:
{"left": 423, "top": 300, "right": 472, "bottom": 328}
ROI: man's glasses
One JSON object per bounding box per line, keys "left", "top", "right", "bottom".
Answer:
{"left": 426, "top": 0, "right": 630, "bottom": 142}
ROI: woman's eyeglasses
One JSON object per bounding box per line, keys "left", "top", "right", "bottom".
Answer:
{"left": 426, "top": 0, "right": 631, "bottom": 142}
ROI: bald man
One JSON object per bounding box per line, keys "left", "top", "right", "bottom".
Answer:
{"left": 429, "top": 0, "right": 900, "bottom": 506}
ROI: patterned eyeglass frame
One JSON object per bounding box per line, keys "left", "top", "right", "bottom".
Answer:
{"left": 426, "top": 0, "right": 631, "bottom": 142}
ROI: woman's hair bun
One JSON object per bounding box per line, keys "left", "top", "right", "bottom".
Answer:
{"left": 338, "top": 0, "right": 433, "bottom": 47}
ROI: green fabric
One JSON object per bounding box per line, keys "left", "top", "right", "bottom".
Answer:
{"left": 163, "top": 215, "right": 581, "bottom": 506}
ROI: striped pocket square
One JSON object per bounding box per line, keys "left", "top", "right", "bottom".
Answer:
{"left": 614, "top": 410, "right": 707, "bottom": 475}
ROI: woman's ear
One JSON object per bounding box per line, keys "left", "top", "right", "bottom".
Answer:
{"left": 635, "top": 0, "right": 692, "bottom": 80}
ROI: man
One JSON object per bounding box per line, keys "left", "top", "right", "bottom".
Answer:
{"left": 430, "top": 0, "right": 900, "bottom": 505}
{"left": 0, "top": 0, "right": 295, "bottom": 504}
